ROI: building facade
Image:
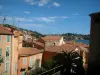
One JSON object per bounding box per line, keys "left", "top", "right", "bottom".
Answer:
{"left": 18, "top": 47, "right": 43, "bottom": 75}
{"left": 0, "top": 25, "right": 13, "bottom": 75}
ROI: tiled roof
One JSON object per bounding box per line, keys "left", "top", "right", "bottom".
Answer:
{"left": 45, "top": 44, "right": 76, "bottom": 53}
{"left": 19, "top": 47, "right": 43, "bottom": 56}
{"left": 0, "top": 25, "right": 13, "bottom": 35}
{"left": 41, "top": 36, "right": 62, "bottom": 41}
{"left": 33, "top": 41, "right": 44, "bottom": 47}
{"left": 45, "top": 42, "right": 89, "bottom": 53}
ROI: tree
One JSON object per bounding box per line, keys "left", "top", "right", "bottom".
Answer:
{"left": 53, "top": 50, "right": 85, "bottom": 75}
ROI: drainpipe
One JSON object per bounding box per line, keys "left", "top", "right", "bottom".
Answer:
{"left": 87, "top": 12, "right": 100, "bottom": 75}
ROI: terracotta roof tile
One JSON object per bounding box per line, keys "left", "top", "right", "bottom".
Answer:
{"left": 45, "top": 42, "right": 89, "bottom": 53}
{"left": 0, "top": 25, "right": 13, "bottom": 35}
{"left": 19, "top": 47, "right": 43, "bottom": 56}
{"left": 45, "top": 44, "right": 76, "bottom": 53}
{"left": 41, "top": 36, "right": 62, "bottom": 41}
{"left": 33, "top": 41, "right": 44, "bottom": 47}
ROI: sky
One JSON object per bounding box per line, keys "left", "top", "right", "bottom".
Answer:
{"left": 0, "top": 0, "right": 100, "bottom": 34}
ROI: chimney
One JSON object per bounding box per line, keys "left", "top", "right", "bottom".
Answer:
{"left": 87, "top": 12, "right": 100, "bottom": 75}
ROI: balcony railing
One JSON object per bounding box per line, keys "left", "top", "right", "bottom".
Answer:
{"left": 38, "top": 65, "right": 63, "bottom": 75}
{"left": 0, "top": 57, "right": 3, "bottom": 63}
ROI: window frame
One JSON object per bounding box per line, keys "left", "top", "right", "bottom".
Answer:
{"left": 0, "top": 48, "right": 2, "bottom": 57}
{"left": 22, "top": 71, "right": 25, "bottom": 75}
{"left": 23, "top": 58, "right": 27, "bottom": 65}
{"left": 6, "top": 35, "right": 11, "bottom": 42}
{"left": 29, "top": 57, "right": 33, "bottom": 67}
{"left": 6, "top": 46, "right": 10, "bottom": 61}
{"left": 5, "top": 61, "right": 10, "bottom": 72}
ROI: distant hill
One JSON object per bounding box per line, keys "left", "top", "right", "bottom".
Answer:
{"left": 45, "top": 33, "right": 90, "bottom": 40}
{"left": 3, "top": 24, "right": 44, "bottom": 39}
{"left": 62, "top": 33, "right": 90, "bottom": 40}
{"left": 2, "top": 24, "right": 90, "bottom": 40}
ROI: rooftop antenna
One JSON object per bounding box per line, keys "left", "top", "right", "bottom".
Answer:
{"left": 2, "top": 16, "right": 6, "bottom": 25}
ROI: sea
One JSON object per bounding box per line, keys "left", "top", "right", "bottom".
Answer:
{"left": 76, "top": 40, "right": 89, "bottom": 44}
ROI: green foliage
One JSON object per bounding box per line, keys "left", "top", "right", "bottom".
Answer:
{"left": 53, "top": 51, "right": 85, "bottom": 75}
{"left": 29, "top": 67, "right": 47, "bottom": 75}
{"left": 0, "top": 57, "right": 3, "bottom": 63}
{"left": 42, "top": 59, "right": 54, "bottom": 70}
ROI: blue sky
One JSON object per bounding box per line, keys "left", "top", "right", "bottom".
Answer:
{"left": 0, "top": 0, "right": 100, "bottom": 34}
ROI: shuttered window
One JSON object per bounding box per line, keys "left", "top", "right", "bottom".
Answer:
{"left": 6, "top": 47, "right": 10, "bottom": 61}
{"left": 30, "top": 57, "right": 33, "bottom": 67}
{"left": 23, "top": 58, "right": 27, "bottom": 65}
{"left": 0, "top": 48, "right": 2, "bottom": 57}
{"left": 5, "top": 62, "right": 10, "bottom": 72}
{"left": 7, "top": 35, "right": 10, "bottom": 42}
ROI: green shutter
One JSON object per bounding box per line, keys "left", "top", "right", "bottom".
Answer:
{"left": 0, "top": 48, "right": 2, "bottom": 57}
{"left": 22, "top": 71, "right": 25, "bottom": 75}
{"left": 7, "top": 35, "right": 10, "bottom": 42}
{"left": 23, "top": 58, "right": 27, "bottom": 64}
{"left": 5, "top": 62, "right": 10, "bottom": 72}
{"left": 30, "top": 57, "right": 33, "bottom": 67}
{"left": 6, "top": 47, "right": 10, "bottom": 60}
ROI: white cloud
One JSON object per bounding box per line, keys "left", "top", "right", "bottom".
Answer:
{"left": 22, "top": 24, "right": 45, "bottom": 27}
{"left": 3, "top": 16, "right": 33, "bottom": 22}
{"left": 24, "top": 0, "right": 60, "bottom": 7}
{"left": 24, "top": 0, "right": 37, "bottom": 5}
{"left": 0, "top": 16, "right": 68, "bottom": 23}
{"left": 35, "top": 17, "right": 55, "bottom": 22}
{"left": 53, "top": 2, "right": 60, "bottom": 7}
{"left": 48, "top": 16, "right": 68, "bottom": 19}
{"left": 38, "top": 0, "right": 50, "bottom": 6}
{"left": 72, "top": 13, "right": 79, "bottom": 16}
{"left": 24, "top": 11, "right": 30, "bottom": 14}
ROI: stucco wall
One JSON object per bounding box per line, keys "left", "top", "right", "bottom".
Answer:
{"left": 18, "top": 53, "right": 43, "bottom": 75}
{"left": 0, "top": 35, "right": 12, "bottom": 75}
{"left": 42, "top": 51, "right": 57, "bottom": 64}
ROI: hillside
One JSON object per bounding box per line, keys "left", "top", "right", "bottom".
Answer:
{"left": 2, "top": 24, "right": 90, "bottom": 40}
{"left": 45, "top": 33, "right": 90, "bottom": 40}
{"left": 3, "top": 24, "right": 44, "bottom": 39}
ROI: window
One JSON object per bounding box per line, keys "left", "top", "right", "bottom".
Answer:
{"left": 22, "top": 71, "right": 25, "bottom": 75}
{"left": 7, "top": 35, "right": 10, "bottom": 42}
{"left": 30, "top": 57, "right": 33, "bottom": 67}
{"left": 5, "top": 62, "right": 10, "bottom": 72}
{"left": 0, "top": 35, "right": 1, "bottom": 42}
{"left": 23, "top": 58, "right": 27, "bottom": 65}
{"left": 35, "top": 59, "right": 40, "bottom": 67}
{"left": 0, "top": 48, "right": 2, "bottom": 57}
{"left": 6, "top": 47, "right": 10, "bottom": 61}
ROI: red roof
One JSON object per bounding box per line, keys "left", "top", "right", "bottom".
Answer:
{"left": 33, "top": 41, "right": 44, "bottom": 47}
{"left": 45, "top": 43, "right": 89, "bottom": 53}
{"left": 0, "top": 25, "right": 13, "bottom": 35}
{"left": 45, "top": 44, "right": 76, "bottom": 53}
{"left": 41, "top": 36, "right": 62, "bottom": 41}
{"left": 19, "top": 47, "right": 43, "bottom": 56}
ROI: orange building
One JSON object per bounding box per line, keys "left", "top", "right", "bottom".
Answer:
{"left": 0, "top": 25, "right": 43, "bottom": 75}
{"left": 18, "top": 47, "right": 43, "bottom": 75}
{"left": 0, "top": 25, "right": 13, "bottom": 75}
